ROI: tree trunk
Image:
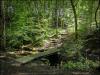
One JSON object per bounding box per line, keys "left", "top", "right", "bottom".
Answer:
{"left": 0, "top": 1, "right": 3, "bottom": 36}
{"left": 95, "top": 0, "right": 100, "bottom": 28}
{"left": 0, "top": 0, "right": 3, "bottom": 50}
{"left": 0, "top": 0, "right": 6, "bottom": 51}
{"left": 70, "top": 0, "right": 78, "bottom": 40}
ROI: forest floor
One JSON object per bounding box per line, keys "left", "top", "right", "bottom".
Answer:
{"left": 1, "top": 60, "right": 99, "bottom": 75}
{"left": 0, "top": 59, "right": 97, "bottom": 75}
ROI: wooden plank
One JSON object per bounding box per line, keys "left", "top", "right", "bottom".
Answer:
{"left": 15, "top": 48, "right": 61, "bottom": 64}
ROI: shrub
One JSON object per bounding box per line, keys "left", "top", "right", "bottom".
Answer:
{"left": 64, "top": 59, "right": 99, "bottom": 71}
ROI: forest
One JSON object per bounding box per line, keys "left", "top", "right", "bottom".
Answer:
{"left": 0, "top": 0, "right": 100, "bottom": 75}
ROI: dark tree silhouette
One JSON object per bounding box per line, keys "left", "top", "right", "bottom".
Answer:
{"left": 0, "top": 0, "right": 6, "bottom": 51}
{"left": 95, "top": 0, "right": 100, "bottom": 28}
{"left": 70, "top": 0, "right": 78, "bottom": 40}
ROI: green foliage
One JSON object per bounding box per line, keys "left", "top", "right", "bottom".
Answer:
{"left": 6, "top": 1, "right": 48, "bottom": 48}
{"left": 63, "top": 37, "right": 84, "bottom": 58}
{"left": 62, "top": 31, "right": 100, "bottom": 71}
{"left": 1, "top": 0, "right": 99, "bottom": 72}
{"left": 64, "top": 59, "right": 99, "bottom": 71}
{"left": 6, "top": 24, "right": 45, "bottom": 48}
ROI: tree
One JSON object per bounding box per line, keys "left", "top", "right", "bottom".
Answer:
{"left": 95, "top": 0, "right": 100, "bottom": 28}
{"left": 70, "top": 0, "right": 78, "bottom": 39}
{"left": 0, "top": 0, "right": 6, "bottom": 50}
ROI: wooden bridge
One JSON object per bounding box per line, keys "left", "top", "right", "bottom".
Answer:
{"left": 14, "top": 47, "right": 61, "bottom": 65}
